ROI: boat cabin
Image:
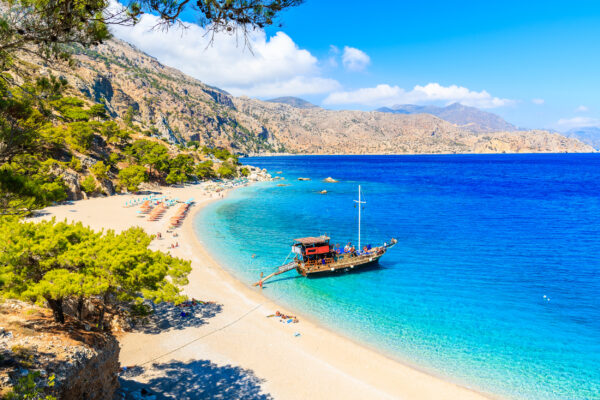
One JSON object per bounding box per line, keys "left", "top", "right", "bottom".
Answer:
{"left": 292, "top": 236, "right": 333, "bottom": 262}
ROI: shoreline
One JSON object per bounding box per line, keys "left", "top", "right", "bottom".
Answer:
{"left": 187, "top": 186, "right": 497, "bottom": 400}
{"left": 244, "top": 151, "right": 599, "bottom": 157}
{"left": 37, "top": 182, "right": 494, "bottom": 400}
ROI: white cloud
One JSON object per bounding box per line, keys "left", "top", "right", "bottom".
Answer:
{"left": 227, "top": 76, "right": 340, "bottom": 98}
{"left": 109, "top": 5, "right": 339, "bottom": 97}
{"left": 342, "top": 46, "right": 370, "bottom": 71}
{"left": 575, "top": 105, "right": 589, "bottom": 112}
{"left": 323, "top": 83, "right": 513, "bottom": 109}
{"left": 532, "top": 98, "right": 545, "bottom": 105}
{"left": 557, "top": 116, "right": 600, "bottom": 129}
{"left": 326, "top": 45, "right": 340, "bottom": 68}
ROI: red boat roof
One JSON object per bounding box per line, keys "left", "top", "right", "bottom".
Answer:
{"left": 293, "top": 236, "right": 330, "bottom": 245}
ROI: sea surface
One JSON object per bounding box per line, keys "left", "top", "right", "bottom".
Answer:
{"left": 195, "top": 154, "right": 600, "bottom": 400}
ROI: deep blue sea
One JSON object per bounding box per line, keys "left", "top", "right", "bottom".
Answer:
{"left": 195, "top": 154, "right": 600, "bottom": 400}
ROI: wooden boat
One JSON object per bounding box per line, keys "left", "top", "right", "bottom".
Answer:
{"left": 254, "top": 186, "right": 397, "bottom": 286}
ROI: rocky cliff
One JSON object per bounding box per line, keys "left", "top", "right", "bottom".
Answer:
{"left": 30, "top": 38, "right": 594, "bottom": 155}
{"left": 0, "top": 300, "right": 120, "bottom": 399}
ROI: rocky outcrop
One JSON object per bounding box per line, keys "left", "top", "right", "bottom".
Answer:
{"left": 48, "top": 165, "right": 84, "bottom": 200}
{"left": 99, "top": 178, "right": 115, "bottom": 196}
{"left": 56, "top": 337, "right": 120, "bottom": 400}
{"left": 245, "top": 166, "right": 272, "bottom": 182}
{"left": 92, "top": 75, "right": 114, "bottom": 103}
{"left": 202, "top": 88, "right": 235, "bottom": 109}
{"left": 0, "top": 301, "right": 120, "bottom": 400}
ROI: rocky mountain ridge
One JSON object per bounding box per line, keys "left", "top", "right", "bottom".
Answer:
{"left": 376, "top": 103, "right": 518, "bottom": 133}
{"left": 31, "top": 37, "right": 593, "bottom": 155}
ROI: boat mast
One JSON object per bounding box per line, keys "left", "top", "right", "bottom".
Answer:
{"left": 354, "top": 185, "right": 366, "bottom": 249}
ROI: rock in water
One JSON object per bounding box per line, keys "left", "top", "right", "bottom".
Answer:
{"left": 298, "top": 177, "right": 311, "bottom": 181}
{"left": 320, "top": 190, "right": 327, "bottom": 194}
{"left": 323, "top": 177, "right": 338, "bottom": 183}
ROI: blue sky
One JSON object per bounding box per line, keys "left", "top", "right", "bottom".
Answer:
{"left": 112, "top": 0, "right": 600, "bottom": 131}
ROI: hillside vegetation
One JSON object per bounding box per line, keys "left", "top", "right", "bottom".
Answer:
{"left": 0, "top": 57, "right": 247, "bottom": 216}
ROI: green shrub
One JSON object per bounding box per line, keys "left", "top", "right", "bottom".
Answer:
{"left": 108, "top": 153, "right": 121, "bottom": 166}
{"left": 80, "top": 175, "right": 97, "bottom": 194}
{"left": 4, "top": 371, "right": 56, "bottom": 400}
{"left": 68, "top": 156, "right": 82, "bottom": 172}
{"left": 123, "top": 106, "right": 136, "bottom": 127}
{"left": 90, "top": 161, "right": 109, "bottom": 180}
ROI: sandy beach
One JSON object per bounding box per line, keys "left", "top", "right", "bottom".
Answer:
{"left": 37, "top": 182, "right": 491, "bottom": 400}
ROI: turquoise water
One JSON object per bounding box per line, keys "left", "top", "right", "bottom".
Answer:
{"left": 195, "top": 154, "right": 600, "bottom": 399}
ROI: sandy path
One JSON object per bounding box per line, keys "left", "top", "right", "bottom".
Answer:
{"left": 37, "top": 183, "right": 492, "bottom": 400}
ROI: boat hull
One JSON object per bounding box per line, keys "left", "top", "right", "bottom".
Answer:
{"left": 302, "top": 257, "right": 382, "bottom": 278}
{"left": 296, "top": 251, "right": 386, "bottom": 278}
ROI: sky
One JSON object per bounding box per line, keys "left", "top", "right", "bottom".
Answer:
{"left": 110, "top": 0, "right": 600, "bottom": 131}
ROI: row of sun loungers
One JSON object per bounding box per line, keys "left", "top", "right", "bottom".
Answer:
{"left": 128, "top": 193, "right": 195, "bottom": 228}
{"left": 169, "top": 203, "right": 190, "bottom": 228}
{"left": 148, "top": 203, "right": 167, "bottom": 221}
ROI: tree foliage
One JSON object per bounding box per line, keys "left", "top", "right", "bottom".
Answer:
{"left": 195, "top": 160, "right": 214, "bottom": 179}
{"left": 126, "top": 139, "right": 169, "bottom": 175}
{"left": 0, "top": 0, "right": 113, "bottom": 70}
{"left": 117, "top": 164, "right": 147, "bottom": 192}
{"left": 0, "top": 0, "right": 301, "bottom": 71}
{"left": 165, "top": 153, "right": 194, "bottom": 184}
{"left": 0, "top": 156, "right": 67, "bottom": 216}
{"left": 100, "top": 121, "right": 130, "bottom": 145}
{"left": 202, "top": 146, "right": 239, "bottom": 163}
{"left": 217, "top": 160, "right": 236, "bottom": 178}
{"left": 0, "top": 217, "right": 191, "bottom": 324}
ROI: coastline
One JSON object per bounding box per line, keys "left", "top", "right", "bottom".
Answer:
{"left": 37, "top": 182, "right": 493, "bottom": 400}
{"left": 244, "top": 151, "right": 599, "bottom": 157}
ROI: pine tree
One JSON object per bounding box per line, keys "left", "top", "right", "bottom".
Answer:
{"left": 0, "top": 218, "right": 191, "bottom": 324}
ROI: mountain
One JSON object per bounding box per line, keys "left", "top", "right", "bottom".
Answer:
{"left": 564, "top": 127, "right": 600, "bottom": 150}
{"left": 266, "top": 96, "right": 318, "bottom": 109}
{"left": 235, "top": 97, "right": 590, "bottom": 154}
{"left": 27, "top": 38, "right": 592, "bottom": 155}
{"left": 376, "top": 103, "right": 518, "bottom": 133}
